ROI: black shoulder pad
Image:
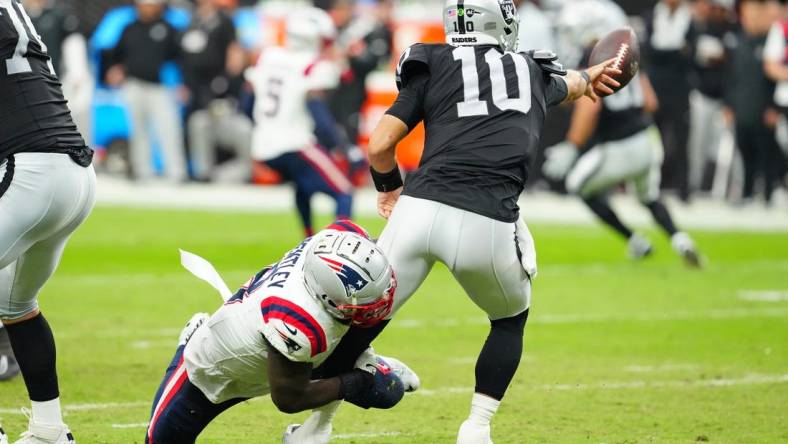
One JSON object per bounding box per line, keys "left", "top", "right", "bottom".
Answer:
{"left": 526, "top": 50, "right": 567, "bottom": 76}
{"left": 396, "top": 44, "right": 431, "bottom": 90}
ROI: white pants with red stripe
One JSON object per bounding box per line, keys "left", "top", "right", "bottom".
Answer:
{"left": 377, "top": 196, "right": 536, "bottom": 321}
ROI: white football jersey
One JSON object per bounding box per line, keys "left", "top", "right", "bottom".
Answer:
{"left": 183, "top": 231, "right": 351, "bottom": 404}
{"left": 248, "top": 46, "right": 340, "bottom": 161}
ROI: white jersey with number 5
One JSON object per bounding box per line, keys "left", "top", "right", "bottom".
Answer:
{"left": 248, "top": 46, "right": 340, "bottom": 161}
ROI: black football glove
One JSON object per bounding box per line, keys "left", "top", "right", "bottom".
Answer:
{"left": 344, "top": 357, "right": 405, "bottom": 409}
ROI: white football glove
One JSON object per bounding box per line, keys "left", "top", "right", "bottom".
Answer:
{"left": 353, "top": 348, "right": 420, "bottom": 392}
{"left": 543, "top": 141, "right": 579, "bottom": 182}
{"left": 353, "top": 347, "right": 379, "bottom": 374}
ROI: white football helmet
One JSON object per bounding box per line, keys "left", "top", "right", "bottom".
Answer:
{"left": 286, "top": 7, "right": 337, "bottom": 54}
{"left": 556, "top": 0, "right": 628, "bottom": 68}
{"left": 443, "top": 0, "right": 520, "bottom": 52}
{"left": 303, "top": 231, "right": 396, "bottom": 328}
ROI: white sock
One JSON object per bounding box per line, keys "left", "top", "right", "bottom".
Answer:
{"left": 467, "top": 393, "right": 500, "bottom": 427}
{"left": 297, "top": 401, "right": 341, "bottom": 434}
{"left": 30, "top": 399, "right": 63, "bottom": 425}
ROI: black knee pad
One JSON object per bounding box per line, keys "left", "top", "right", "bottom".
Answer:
{"left": 490, "top": 309, "right": 528, "bottom": 334}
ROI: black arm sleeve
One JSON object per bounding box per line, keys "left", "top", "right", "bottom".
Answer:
{"left": 385, "top": 70, "right": 428, "bottom": 130}
{"left": 545, "top": 74, "right": 569, "bottom": 107}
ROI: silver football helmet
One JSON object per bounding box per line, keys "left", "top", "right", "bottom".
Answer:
{"left": 556, "top": 0, "right": 628, "bottom": 68}
{"left": 286, "top": 7, "right": 337, "bottom": 54}
{"left": 443, "top": 0, "right": 520, "bottom": 52}
{"left": 303, "top": 231, "right": 396, "bottom": 328}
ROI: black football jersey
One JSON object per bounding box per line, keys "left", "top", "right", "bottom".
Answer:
{"left": 395, "top": 43, "right": 568, "bottom": 222}
{"left": 0, "top": 0, "right": 91, "bottom": 165}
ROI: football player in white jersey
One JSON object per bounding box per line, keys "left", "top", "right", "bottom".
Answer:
{"left": 145, "top": 220, "right": 417, "bottom": 443}
{"left": 248, "top": 7, "right": 353, "bottom": 238}
{"left": 543, "top": 0, "right": 702, "bottom": 266}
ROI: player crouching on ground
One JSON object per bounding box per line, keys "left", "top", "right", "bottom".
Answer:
{"left": 144, "top": 221, "right": 418, "bottom": 443}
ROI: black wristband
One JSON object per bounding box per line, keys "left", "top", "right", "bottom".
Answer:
{"left": 338, "top": 370, "right": 374, "bottom": 400}
{"left": 370, "top": 166, "right": 403, "bottom": 192}
{"left": 580, "top": 70, "right": 591, "bottom": 87}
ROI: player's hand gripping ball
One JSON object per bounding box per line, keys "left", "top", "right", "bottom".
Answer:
{"left": 589, "top": 27, "right": 640, "bottom": 97}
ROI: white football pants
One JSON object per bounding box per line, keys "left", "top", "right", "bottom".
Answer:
{"left": 566, "top": 125, "right": 664, "bottom": 203}
{"left": 377, "top": 196, "right": 536, "bottom": 321}
{"left": 0, "top": 153, "right": 96, "bottom": 321}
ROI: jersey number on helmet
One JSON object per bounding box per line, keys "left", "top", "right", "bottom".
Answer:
{"left": 452, "top": 47, "right": 531, "bottom": 118}
{"left": 0, "top": 0, "right": 51, "bottom": 75}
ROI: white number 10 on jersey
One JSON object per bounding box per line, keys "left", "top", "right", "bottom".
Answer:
{"left": 453, "top": 47, "right": 532, "bottom": 118}
{"left": 1, "top": 0, "right": 52, "bottom": 75}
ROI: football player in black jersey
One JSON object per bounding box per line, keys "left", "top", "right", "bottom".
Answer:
{"left": 544, "top": 0, "right": 702, "bottom": 267}
{"left": 0, "top": 0, "right": 95, "bottom": 442}
{"left": 282, "top": 1, "right": 623, "bottom": 443}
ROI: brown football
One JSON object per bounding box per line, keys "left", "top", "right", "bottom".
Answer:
{"left": 588, "top": 27, "right": 640, "bottom": 96}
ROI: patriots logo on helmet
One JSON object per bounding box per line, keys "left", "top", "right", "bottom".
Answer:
{"left": 319, "top": 256, "right": 369, "bottom": 296}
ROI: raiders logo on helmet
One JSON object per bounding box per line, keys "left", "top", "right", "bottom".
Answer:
{"left": 499, "top": 0, "right": 517, "bottom": 26}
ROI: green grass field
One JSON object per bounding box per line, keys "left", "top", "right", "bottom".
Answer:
{"left": 1, "top": 206, "right": 786, "bottom": 444}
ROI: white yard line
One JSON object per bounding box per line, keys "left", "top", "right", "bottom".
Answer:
{"left": 334, "top": 431, "right": 403, "bottom": 440}
{"left": 0, "top": 401, "right": 148, "bottom": 415}
{"left": 414, "top": 373, "right": 788, "bottom": 396}
{"left": 393, "top": 307, "right": 788, "bottom": 330}
{"left": 738, "top": 290, "right": 788, "bottom": 302}
{"left": 2, "top": 374, "right": 786, "bottom": 417}
{"left": 111, "top": 423, "right": 148, "bottom": 429}
{"left": 623, "top": 363, "right": 701, "bottom": 373}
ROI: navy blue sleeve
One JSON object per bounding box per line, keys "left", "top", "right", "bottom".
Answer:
{"left": 307, "top": 96, "right": 344, "bottom": 150}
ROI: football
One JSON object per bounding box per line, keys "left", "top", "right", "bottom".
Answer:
{"left": 588, "top": 27, "right": 641, "bottom": 96}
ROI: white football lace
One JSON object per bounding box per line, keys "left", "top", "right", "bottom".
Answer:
{"left": 613, "top": 43, "right": 630, "bottom": 70}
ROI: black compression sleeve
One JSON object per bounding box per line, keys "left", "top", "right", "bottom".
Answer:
{"left": 385, "top": 72, "right": 428, "bottom": 130}
{"left": 546, "top": 74, "right": 569, "bottom": 107}
{"left": 338, "top": 370, "right": 374, "bottom": 400}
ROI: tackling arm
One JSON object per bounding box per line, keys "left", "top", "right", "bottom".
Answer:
{"left": 266, "top": 341, "right": 371, "bottom": 414}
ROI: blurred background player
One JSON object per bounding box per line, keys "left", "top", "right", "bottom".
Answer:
{"left": 180, "top": 0, "right": 252, "bottom": 183}
{"left": 319, "top": 0, "right": 394, "bottom": 182}
{"left": 725, "top": 0, "right": 784, "bottom": 205}
{"left": 642, "top": 0, "right": 696, "bottom": 202}
{"left": 248, "top": 7, "right": 353, "bottom": 237}
{"left": 687, "top": 0, "right": 735, "bottom": 194}
{"left": 764, "top": 0, "right": 788, "bottom": 182}
{"left": 147, "top": 223, "right": 413, "bottom": 443}
{"left": 0, "top": 0, "right": 96, "bottom": 441}
{"left": 514, "top": 0, "right": 556, "bottom": 52}
{"left": 285, "top": 1, "right": 624, "bottom": 443}
{"left": 105, "top": 0, "right": 187, "bottom": 183}
{"left": 545, "top": 0, "right": 702, "bottom": 266}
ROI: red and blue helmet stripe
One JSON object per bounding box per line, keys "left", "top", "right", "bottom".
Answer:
{"left": 326, "top": 219, "right": 369, "bottom": 239}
